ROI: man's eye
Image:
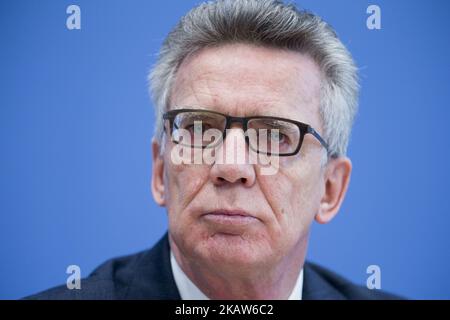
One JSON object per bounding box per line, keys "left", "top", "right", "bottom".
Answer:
{"left": 185, "top": 122, "right": 210, "bottom": 133}
{"left": 269, "top": 130, "right": 287, "bottom": 144}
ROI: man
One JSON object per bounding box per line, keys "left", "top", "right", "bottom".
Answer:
{"left": 28, "top": 0, "right": 399, "bottom": 299}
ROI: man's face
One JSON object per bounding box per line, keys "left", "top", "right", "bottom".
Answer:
{"left": 155, "top": 43, "right": 329, "bottom": 273}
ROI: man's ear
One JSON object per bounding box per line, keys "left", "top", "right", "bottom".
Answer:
{"left": 315, "top": 157, "right": 352, "bottom": 224}
{"left": 151, "top": 139, "right": 166, "bottom": 206}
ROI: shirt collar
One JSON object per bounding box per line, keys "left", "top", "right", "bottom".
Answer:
{"left": 170, "top": 250, "right": 303, "bottom": 300}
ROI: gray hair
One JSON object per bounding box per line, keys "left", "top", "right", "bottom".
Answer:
{"left": 149, "top": 0, "right": 359, "bottom": 157}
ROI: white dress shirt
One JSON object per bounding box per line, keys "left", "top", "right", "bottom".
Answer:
{"left": 170, "top": 251, "right": 303, "bottom": 300}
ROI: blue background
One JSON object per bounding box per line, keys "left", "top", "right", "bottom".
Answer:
{"left": 1, "top": 0, "right": 449, "bottom": 299}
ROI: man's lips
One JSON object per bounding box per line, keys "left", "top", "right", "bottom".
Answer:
{"left": 201, "top": 210, "right": 259, "bottom": 226}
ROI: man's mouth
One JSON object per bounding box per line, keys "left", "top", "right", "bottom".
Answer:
{"left": 201, "top": 209, "right": 259, "bottom": 226}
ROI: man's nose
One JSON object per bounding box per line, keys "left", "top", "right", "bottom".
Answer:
{"left": 209, "top": 127, "right": 256, "bottom": 187}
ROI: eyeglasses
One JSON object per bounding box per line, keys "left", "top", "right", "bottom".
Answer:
{"left": 162, "top": 108, "right": 329, "bottom": 156}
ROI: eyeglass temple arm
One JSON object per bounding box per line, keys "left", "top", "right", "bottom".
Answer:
{"left": 163, "top": 114, "right": 178, "bottom": 130}
{"left": 307, "top": 126, "right": 329, "bottom": 152}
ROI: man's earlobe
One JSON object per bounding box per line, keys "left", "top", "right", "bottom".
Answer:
{"left": 315, "top": 157, "right": 352, "bottom": 224}
{"left": 151, "top": 139, "right": 166, "bottom": 206}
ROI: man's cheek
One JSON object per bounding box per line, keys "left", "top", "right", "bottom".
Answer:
{"left": 259, "top": 173, "right": 294, "bottom": 207}
{"left": 177, "top": 165, "right": 209, "bottom": 189}
{"left": 167, "top": 164, "right": 209, "bottom": 205}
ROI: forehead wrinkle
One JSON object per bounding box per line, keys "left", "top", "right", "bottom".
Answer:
{"left": 171, "top": 67, "right": 224, "bottom": 108}
{"left": 173, "top": 46, "right": 289, "bottom": 99}
{"left": 173, "top": 67, "right": 296, "bottom": 118}
{"left": 171, "top": 44, "right": 322, "bottom": 127}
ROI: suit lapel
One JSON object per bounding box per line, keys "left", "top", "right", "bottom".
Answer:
{"left": 302, "top": 262, "right": 346, "bottom": 300}
{"left": 125, "top": 233, "right": 181, "bottom": 299}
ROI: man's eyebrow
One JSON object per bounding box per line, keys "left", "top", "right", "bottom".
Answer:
{"left": 255, "top": 118, "right": 292, "bottom": 125}
{"left": 246, "top": 111, "right": 294, "bottom": 120}
{"left": 171, "top": 104, "right": 295, "bottom": 120}
{"left": 234, "top": 104, "right": 293, "bottom": 118}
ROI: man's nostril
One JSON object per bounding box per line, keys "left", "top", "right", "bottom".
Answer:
{"left": 241, "top": 178, "right": 247, "bottom": 184}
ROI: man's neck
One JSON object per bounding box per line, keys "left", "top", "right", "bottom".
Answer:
{"left": 169, "top": 237, "right": 307, "bottom": 299}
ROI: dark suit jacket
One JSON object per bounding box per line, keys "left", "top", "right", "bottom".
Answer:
{"left": 26, "top": 233, "right": 401, "bottom": 300}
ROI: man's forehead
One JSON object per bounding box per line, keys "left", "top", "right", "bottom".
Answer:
{"left": 170, "top": 43, "right": 322, "bottom": 120}
{"left": 170, "top": 101, "right": 301, "bottom": 119}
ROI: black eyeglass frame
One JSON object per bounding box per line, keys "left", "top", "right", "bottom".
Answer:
{"left": 162, "top": 108, "right": 329, "bottom": 157}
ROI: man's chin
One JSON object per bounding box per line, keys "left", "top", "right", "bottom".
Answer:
{"left": 193, "top": 233, "right": 269, "bottom": 270}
